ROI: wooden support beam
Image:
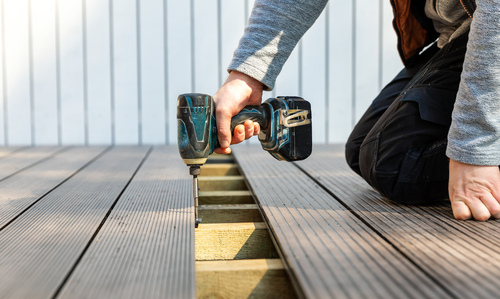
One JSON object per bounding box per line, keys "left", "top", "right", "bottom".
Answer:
{"left": 195, "top": 223, "right": 278, "bottom": 261}
{"left": 199, "top": 190, "right": 254, "bottom": 205}
{"left": 198, "top": 176, "right": 247, "bottom": 191}
{"left": 196, "top": 259, "right": 297, "bottom": 299}
{"left": 200, "top": 164, "right": 240, "bottom": 176}
{"left": 198, "top": 204, "right": 262, "bottom": 223}
{"left": 206, "top": 154, "right": 235, "bottom": 164}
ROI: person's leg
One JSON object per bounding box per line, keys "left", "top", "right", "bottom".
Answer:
{"left": 345, "top": 44, "right": 439, "bottom": 176}
{"left": 346, "top": 33, "right": 469, "bottom": 204}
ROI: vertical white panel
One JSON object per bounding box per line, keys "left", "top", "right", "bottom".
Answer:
{"left": 0, "top": 0, "right": 6, "bottom": 145}
{"left": 32, "top": 0, "right": 58, "bottom": 145}
{"left": 167, "top": 0, "right": 192, "bottom": 144}
{"left": 328, "top": 1, "right": 354, "bottom": 143}
{"left": 193, "top": 0, "right": 218, "bottom": 95}
{"left": 85, "top": 0, "right": 112, "bottom": 145}
{"left": 301, "top": 11, "right": 327, "bottom": 143}
{"left": 59, "top": 0, "right": 85, "bottom": 145}
{"left": 221, "top": 1, "right": 262, "bottom": 146}
{"left": 112, "top": 0, "right": 139, "bottom": 144}
{"left": 245, "top": 0, "right": 254, "bottom": 20}
{"left": 4, "top": 0, "right": 32, "bottom": 145}
{"left": 355, "top": 0, "right": 380, "bottom": 122}
{"left": 140, "top": 0, "right": 165, "bottom": 144}
{"left": 273, "top": 47, "right": 300, "bottom": 97}
{"left": 382, "top": 0, "right": 403, "bottom": 86}
{"left": 220, "top": 0, "right": 245, "bottom": 85}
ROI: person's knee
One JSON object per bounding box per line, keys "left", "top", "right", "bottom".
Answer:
{"left": 345, "top": 139, "right": 361, "bottom": 176}
{"left": 358, "top": 140, "right": 449, "bottom": 204}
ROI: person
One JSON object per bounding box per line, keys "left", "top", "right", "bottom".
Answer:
{"left": 212, "top": 0, "right": 500, "bottom": 221}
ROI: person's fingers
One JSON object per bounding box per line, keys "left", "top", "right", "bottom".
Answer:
{"left": 244, "top": 120, "right": 255, "bottom": 139}
{"left": 214, "top": 147, "right": 231, "bottom": 155}
{"left": 231, "top": 125, "right": 246, "bottom": 145}
{"left": 468, "top": 197, "right": 492, "bottom": 221}
{"left": 216, "top": 109, "right": 232, "bottom": 149}
{"left": 254, "top": 122, "right": 260, "bottom": 135}
{"left": 479, "top": 193, "right": 500, "bottom": 219}
{"left": 451, "top": 198, "right": 472, "bottom": 220}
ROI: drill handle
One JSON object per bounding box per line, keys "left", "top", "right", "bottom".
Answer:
{"left": 229, "top": 105, "right": 268, "bottom": 132}
{"left": 213, "top": 104, "right": 269, "bottom": 149}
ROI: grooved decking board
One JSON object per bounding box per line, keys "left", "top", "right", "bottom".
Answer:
{"left": 58, "top": 146, "right": 195, "bottom": 299}
{"left": 0, "top": 146, "right": 65, "bottom": 180}
{"left": 0, "top": 147, "right": 26, "bottom": 159}
{"left": 0, "top": 146, "right": 108, "bottom": 228}
{"left": 295, "top": 144, "right": 500, "bottom": 298}
{"left": 0, "top": 146, "right": 149, "bottom": 298}
{"left": 233, "top": 147, "right": 449, "bottom": 299}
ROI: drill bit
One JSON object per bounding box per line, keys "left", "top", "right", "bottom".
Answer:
{"left": 189, "top": 165, "right": 202, "bottom": 227}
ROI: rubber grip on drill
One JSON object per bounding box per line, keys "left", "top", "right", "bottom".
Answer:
{"left": 213, "top": 105, "right": 267, "bottom": 149}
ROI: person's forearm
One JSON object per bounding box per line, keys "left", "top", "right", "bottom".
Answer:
{"left": 228, "top": 0, "right": 328, "bottom": 90}
{"left": 447, "top": 0, "right": 500, "bottom": 165}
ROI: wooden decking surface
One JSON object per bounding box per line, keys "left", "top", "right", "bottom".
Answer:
{"left": 0, "top": 146, "right": 195, "bottom": 299}
{"left": 234, "top": 144, "right": 500, "bottom": 299}
{"left": 1, "top": 144, "right": 499, "bottom": 298}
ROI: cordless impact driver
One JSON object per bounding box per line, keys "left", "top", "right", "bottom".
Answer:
{"left": 177, "top": 93, "right": 312, "bottom": 227}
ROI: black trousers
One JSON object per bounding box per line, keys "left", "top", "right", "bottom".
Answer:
{"left": 345, "top": 33, "right": 469, "bottom": 205}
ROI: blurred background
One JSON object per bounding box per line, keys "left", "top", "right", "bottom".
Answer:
{"left": 0, "top": 0, "right": 402, "bottom": 146}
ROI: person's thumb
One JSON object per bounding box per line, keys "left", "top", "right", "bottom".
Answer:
{"left": 216, "top": 108, "right": 232, "bottom": 149}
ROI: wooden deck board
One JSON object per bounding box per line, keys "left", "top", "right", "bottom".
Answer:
{"left": 3, "top": 144, "right": 496, "bottom": 298}
{"left": 58, "top": 146, "right": 195, "bottom": 299}
{"left": 233, "top": 146, "right": 448, "bottom": 299}
{"left": 0, "top": 146, "right": 107, "bottom": 228}
{"left": 0, "top": 146, "right": 65, "bottom": 180}
{"left": 0, "top": 146, "right": 149, "bottom": 298}
{"left": 0, "top": 146, "right": 27, "bottom": 159}
{"left": 295, "top": 144, "right": 500, "bottom": 298}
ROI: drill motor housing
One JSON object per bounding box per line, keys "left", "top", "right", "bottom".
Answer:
{"left": 177, "top": 93, "right": 312, "bottom": 165}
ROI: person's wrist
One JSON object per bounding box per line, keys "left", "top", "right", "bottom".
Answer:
{"left": 227, "top": 70, "right": 264, "bottom": 93}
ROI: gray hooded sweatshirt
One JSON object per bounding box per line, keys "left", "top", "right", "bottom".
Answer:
{"left": 228, "top": 0, "right": 500, "bottom": 166}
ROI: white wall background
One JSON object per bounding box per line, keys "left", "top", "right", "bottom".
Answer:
{"left": 0, "top": 0, "right": 402, "bottom": 146}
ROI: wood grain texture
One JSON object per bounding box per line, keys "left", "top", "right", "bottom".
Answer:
{"left": 196, "top": 259, "right": 296, "bottom": 299}
{"left": 233, "top": 146, "right": 449, "bottom": 299}
{"left": 199, "top": 204, "right": 262, "bottom": 223}
{"left": 199, "top": 190, "right": 255, "bottom": 205}
{"left": 198, "top": 176, "right": 247, "bottom": 191}
{"left": 0, "top": 146, "right": 107, "bottom": 228}
{"left": 295, "top": 144, "right": 500, "bottom": 298}
{"left": 0, "top": 146, "right": 149, "bottom": 298}
{"left": 0, "top": 146, "right": 64, "bottom": 179}
{"left": 195, "top": 222, "right": 278, "bottom": 261}
{"left": 59, "top": 146, "right": 195, "bottom": 299}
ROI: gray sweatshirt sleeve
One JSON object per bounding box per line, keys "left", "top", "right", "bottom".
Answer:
{"left": 446, "top": 0, "right": 500, "bottom": 165}
{"left": 228, "top": 0, "right": 328, "bottom": 90}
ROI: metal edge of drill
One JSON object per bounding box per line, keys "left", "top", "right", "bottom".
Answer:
{"left": 189, "top": 165, "right": 202, "bottom": 228}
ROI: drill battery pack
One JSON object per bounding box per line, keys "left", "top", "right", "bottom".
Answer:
{"left": 258, "top": 96, "right": 312, "bottom": 161}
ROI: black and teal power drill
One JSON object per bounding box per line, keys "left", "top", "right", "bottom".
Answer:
{"left": 177, "top": 93, "right": 312, "bottom": 226}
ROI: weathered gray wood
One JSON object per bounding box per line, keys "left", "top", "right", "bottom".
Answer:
{"left": 233, "top": 146, "right": 449, "bottom": 299}
{"left": 0, "top": 146, "right": 65, "bottom": 180}
{"left": 0, "top": 147, "right": 27, "bottom": 159}
{"left": 58, "top": 146, "right": 195, "bottom": 299}
{"left": 0, "top": 146, "right": 107, "bottom": 228}
{"left": 0, "top": 146, "right": 150, "bottom": 298}
{"left": 296, "top": 144, "right": 500, "bottom": 298}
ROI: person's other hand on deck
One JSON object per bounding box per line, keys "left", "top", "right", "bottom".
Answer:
{"left": 449, "top": 160, "right": 500, "bottom": 221}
